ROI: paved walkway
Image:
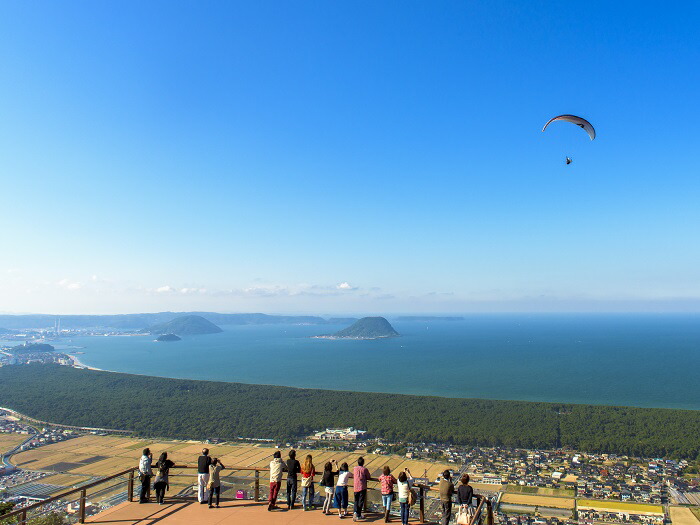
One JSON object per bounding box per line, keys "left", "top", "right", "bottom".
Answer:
{"left": 86, "top": 499, "right": 425, "bottom": 525}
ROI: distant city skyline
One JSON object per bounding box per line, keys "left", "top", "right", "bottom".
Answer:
{"left": 2, "top": 2, "right": 699, "bottom": 315}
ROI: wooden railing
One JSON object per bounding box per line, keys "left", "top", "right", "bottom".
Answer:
{"left": 0, "top": 464, "right": 486, "bottom": 525}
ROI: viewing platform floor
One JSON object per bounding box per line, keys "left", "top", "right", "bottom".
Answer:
{"left": 86, "top": 499, "right": 429, "bottom": 525}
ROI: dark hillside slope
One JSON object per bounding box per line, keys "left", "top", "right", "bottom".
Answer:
{"left": 0, "top": 365, "right": 698, "bottom": 458}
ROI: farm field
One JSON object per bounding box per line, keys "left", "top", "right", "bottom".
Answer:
{"left": 500, "top": 493, "right": 575, "bottom": 509}
{"left": 670, "top": 507, "right": 700, "bottom": 525}
{"left": 577, "top": 499, "right": 664, "bottom": 515}
{"left": 0, "top": 433, "right": 28, "bottom": 454}
{"left": 505, "top": 484, "right": 575, "bottom": 497}
{"left": 10, "top": 435, "right": 451, "bottom": 492}
{"left": 690, "top": 508, "right": 700, "bottom": 522}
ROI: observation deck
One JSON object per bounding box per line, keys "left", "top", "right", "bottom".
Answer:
{"left": 0, "top": 464, "right": 493, "bottom": 525}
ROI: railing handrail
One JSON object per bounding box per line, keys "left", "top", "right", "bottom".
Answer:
{"left": 0, "top": 462, "right": 472, "bottom": 524}
{"left": 0, "top": 467, "right": 135, "bottom": 522}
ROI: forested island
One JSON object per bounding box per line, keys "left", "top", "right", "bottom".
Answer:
{"left": 144, "top": 315, "right": 223, "bottom": 336}
{"left": 8, "top": 343, "right": 55, "bottom": 354}
{"left": 0, "top": 365, "right": 698, "bottom": 459}
{"left": 316, "top": 317, "right": 400, "bottom": 339}
{"left": 155, "top": 334, "right": 181, "bottom": 342}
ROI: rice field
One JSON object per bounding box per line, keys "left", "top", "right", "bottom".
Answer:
{"left": 670, "top": 507, "right": 700, "bottom": 525}
{"left": 501, "top": 493, "right": 575, "bottom": 509}
{"left": 10, "top": 434, "right": 451, "bottom": 493}
{"left": 577, "top": 499, "right": 664, "bottom": 515}
{"left": 0, "top": 433, "right": 28, "bottom": 454}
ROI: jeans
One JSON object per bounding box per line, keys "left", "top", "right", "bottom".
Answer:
{"left": 286, "top": 478, "right": 297, "bottom": 507}
{"left": 302, "top": 483, "right": 315, "bottom": 509}
{"left": 382, "top": 493, "right": 394, "bottom": 510}
{"left": 334, "top": 486, "right": 348, "bottom": 510}
{"left": 354, "top": 489, "right": 367, "bottom": 518}
{"left": 268, "top": 481, "right": 281, "bottom": 507}
{"left": 139, "top": 474, "right": 151, "bottom": 502}
{"left": 441, "top": 501, "right": 452, "bottom": 525}
{"left": 400, "top": 502, "right": 410, "bottom": 524}
{"left": 154, "top": 481, "right": 167, "bottom": 504}
{"left": 208, "top": 485, "right": 221, "bottom": 506}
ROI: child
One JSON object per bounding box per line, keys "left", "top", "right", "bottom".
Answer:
{"left": 321, "top": 460, "right": 339, "bottom": 514}
{"left": 334, "top": 462, "right": 350, "bottom": 518}
{"left": 379, "top": 466, "right": 398, "bottom": 522}
{"left": 397, "top": 468, "right": 413, "bottom": 525}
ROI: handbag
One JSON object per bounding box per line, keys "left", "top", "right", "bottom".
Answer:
{"left": 301, "top": 476, "right": 313, "bottom": 488}
{"left": 408, "top": 488, "right": 417, "bottom": 506}
{"left": 456, "top": 506, "right": 471, "bottom": 525}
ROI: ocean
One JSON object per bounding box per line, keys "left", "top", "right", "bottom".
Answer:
{"left": 54, "top": 314, "right": 700, "bottom": 410}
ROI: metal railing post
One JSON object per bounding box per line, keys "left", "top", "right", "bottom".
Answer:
{"left": 127, "top": 470, "right": 135, "bottom": 502}
{"left": 487, "top": 499, "right": 494, "bottom": 525}
{"left": 419, "top": 486, "right": 425, "bottom": 523}
{"left": 79, "top": 488, "right": 87, "bottom": 523}
{"left": 254, "top": 469, "right": 260, "bottom": 502}
{"left": 19, "top": 509, "right": 27, "bottom": 525}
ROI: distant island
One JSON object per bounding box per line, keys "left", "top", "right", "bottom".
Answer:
{"left": 314, "top": 317, "right": 399, "bottom": 340}
{"left": 8, "top": 343, "right": 55, "bottom": 354}
{"left": 155, "top": 334, "right": 181, "bottom": 342}
{"left": 144, "top": 315, "right": 223, "bottom": 336}
{"left": 397, "top": 316, "right": 465, "bottom": 322}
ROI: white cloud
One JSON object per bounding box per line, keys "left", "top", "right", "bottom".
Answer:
{"left": 337, "top": 282, "right": 357, "bottom": 291}
{"left": 57, "top": 278, "right": 82, "bottom": 291}
{"left": 155, "top": 285, "right": 175, "bottom": 293}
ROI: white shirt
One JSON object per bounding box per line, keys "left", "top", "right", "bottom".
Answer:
{"left": 397, "top": 479, "right": 413, "bottom": 501}
{"left": 139, "top": 455, "right": 152, "bottom": 476}
{"left": 337, "top": 470, "right": 350, "bottom": 487}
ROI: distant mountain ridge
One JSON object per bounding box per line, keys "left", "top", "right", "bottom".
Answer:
{"left": 317, "top": 317, "right": 399, "bottom": 339}
{"left": 144, "top": 315, "right": 223, "bottom": 336}
{"left": 0, "top": 312, "right": 346, "bottom": 330}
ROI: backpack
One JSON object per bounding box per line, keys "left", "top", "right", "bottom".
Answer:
{"left": 408, "top": 487, "right": 417, "bottom": 506}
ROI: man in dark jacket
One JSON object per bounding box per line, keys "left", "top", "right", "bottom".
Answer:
{"left": 286, "top": 450, "right": 301, "bottom": 509}
{"left": 197, "top": 448, "right": 212, "bottom": 504}
{"left": 439, "top": 470, "right": 455, "bottom": 525}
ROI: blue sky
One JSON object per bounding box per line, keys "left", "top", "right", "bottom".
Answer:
{"left": 1, "top": 1, "right": 699, "bottom": 314}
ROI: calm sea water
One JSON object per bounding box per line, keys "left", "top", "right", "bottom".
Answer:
{"left": 62, "top": 315, "right": 700, "bottom": 410}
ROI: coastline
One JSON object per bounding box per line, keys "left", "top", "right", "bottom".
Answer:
{"left": 66, "top": 353, "right": 104, "bottom": 372}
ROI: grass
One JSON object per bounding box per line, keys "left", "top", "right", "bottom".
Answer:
{"left": 505, "top": 484, "right": 575, "bottom": 497}
{"left": 577, "top": 499, "right": 663, "bottom": 514}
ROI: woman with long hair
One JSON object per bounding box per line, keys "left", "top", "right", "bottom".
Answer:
{"left": 300, "top": 454, "right": 316, "bottom": 511}
{"left": 153, "top": 451, "right": 175, "bottom": 505}
{"left": 321, "top": 460, "right": 339, "bottom": 514}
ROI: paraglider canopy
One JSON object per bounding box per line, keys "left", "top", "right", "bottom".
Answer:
{"left": 542, "top": 115, "right": 596, "bottom": 141}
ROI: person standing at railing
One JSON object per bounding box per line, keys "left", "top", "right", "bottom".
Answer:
{"left": 335, "top": 461, "right": 350, "bottom": 518}
{"left": 153, "top": 451, "right": 175, "bottom": 505}
{"left": 197, "top": 448, "right": 212, "bottom": 504}
{"left": 268, "top": 451, "right": 287, "bottom": 511}
{"left": 397, "top": 469, "right": 414, "bottom": 525}
{"left": 456, "top": 474, "right": 481, "bottom": 525}
{"left": 301, "top": 454, "right": 316, "bottom": 511}
{"left": 379, "top": 466, "right": 398, "bottom": 522}
{"left": 208, "top": 458, "right": 226, "bottom": 508}
{"left": 321, "top": 459, "right": 339, "bottom": 515}
{"left": 138, "top": 448, "right": 153, "bottom": 504}
{"left": 286, "top": 449, "right": 301, "bottom": 510}
{"left": 353, "top": 456, "right": 371, "bottom": 522}
{"left": 439, "top": 470, "right": 455, "bottom": 525}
